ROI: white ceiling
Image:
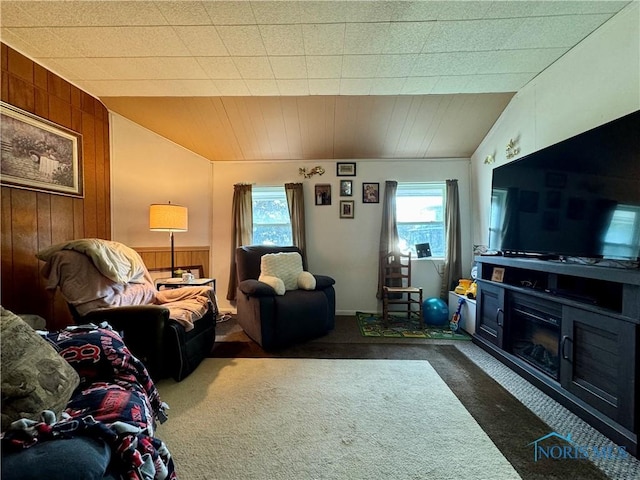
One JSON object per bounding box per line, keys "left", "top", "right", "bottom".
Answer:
{"left": 0, "top": 1, "right": 632, "bottom": 161}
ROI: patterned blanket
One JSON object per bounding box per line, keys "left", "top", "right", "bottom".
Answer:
{"left": 2, "top": 326, "right": 177, "bottom": 480}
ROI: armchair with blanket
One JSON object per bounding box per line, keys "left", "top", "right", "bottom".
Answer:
{"left": 235, "top": 245, "right": 336, "bottom": 349}
{"left": 36, "top": 239, "right": 217, "bottom": 382}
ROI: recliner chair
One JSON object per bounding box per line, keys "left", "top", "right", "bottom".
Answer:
{"left": 235, "top": 245, "right": 336, "bottom": 349}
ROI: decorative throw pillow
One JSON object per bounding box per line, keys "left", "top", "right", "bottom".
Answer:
{"left": 297, "top": 271, "right": 317, "bottom": 290}
{"left": 0, "top": 307, "right": 80, "bottom": 432}
{"left": 258, "top": 274, "right": 286, "bottom": 295}
{"left": 260, "top": 252, "right": 304, "bottom": 291}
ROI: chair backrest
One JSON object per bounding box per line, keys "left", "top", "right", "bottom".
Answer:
{"left": 381, "top": 252, "right": 412, "bottom": 288}
{"left": 236, "top": 245, "right": 306, "bottom": 282}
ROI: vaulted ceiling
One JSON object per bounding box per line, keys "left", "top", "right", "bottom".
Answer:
{"left": 0, "top": 1, "right": 631, "bottom": 161}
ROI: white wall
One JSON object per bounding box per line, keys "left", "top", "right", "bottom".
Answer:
{"left": 212, "top": 158, "right": 472, "bottom": 314}
{"left": 470, "top": 2, "right": 640, "bottom": 247}
{"left": 110, "top": 113, "right": 213, "bottom": 251}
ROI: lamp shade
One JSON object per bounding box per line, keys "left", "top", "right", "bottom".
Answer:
{"left": 149, "top": 203, "right": 188, "bottom": 232}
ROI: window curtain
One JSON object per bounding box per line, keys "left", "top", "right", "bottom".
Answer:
{"left": 377, "top": 180, "right": 400, "bottom": 299}
{"left": 440, "top": 179, "right": 462, "bottom": 299}
{"left": 285, "top": 182, "right": 307, "bottom": 263}
{"left": 226, "top": 183, "right": 253, "bottom": 301}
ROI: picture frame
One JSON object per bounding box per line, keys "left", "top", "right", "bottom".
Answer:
{"left": 0, "top": 101, "right": 83, "bottom": 197}
{"left": 362, "top": 182, "right": 380, "bottom": 203}
{"left": 340, "top": 200, "right": 354, "bottom": 219}
{"left": 315, "top": 184, "right": 332, "bottom": 205}
{"left": 336, "top": 162, "right": 356, "bottom": 176}
{"left": 491, "top": 267, "right": 505, "bottom": 283}
{"left": 340, "top": 179, "right": 353, "bottom": 196}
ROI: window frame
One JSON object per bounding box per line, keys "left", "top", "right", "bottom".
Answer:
{"left": 251, "top": 185, "right": 293, "bottom": 246}
{"left": 395, "top": 182, "right": 446, "bottom": 258}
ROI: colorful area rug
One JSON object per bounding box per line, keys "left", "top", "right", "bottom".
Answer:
{"left": 356, "top": 311, "right": 471, "bottom": 340}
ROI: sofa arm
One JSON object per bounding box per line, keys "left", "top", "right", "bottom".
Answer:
{"left": 313, "top": 274, "right": 335, "bottom": 290}
{"left": 238, "top": 279, "right": 277, "bottom": 297}
{"left": 79, "top": 305, "right": 170, "bottom": 380}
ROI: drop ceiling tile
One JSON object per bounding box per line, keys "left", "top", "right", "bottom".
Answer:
{"left": 53, "top": 26, "right": 191, "bottom": 57}
{"left": 308, "top": 78, "right": 341, "bottom": 95}
{"left": 217, "top": 25, "right": 266, "bottom": 56}
{"left": 341, "top": 55, "right": 381, "bottom": 78}
{"left": 402, "top": 76, "right": 438, "bottom": 94}
{"left": 277, "top": 79, "right": 310, "bottom": 96}
{"left": 305, "top": 56, "right": 343, "bottom": 78}
{"left": 155, "top": 1, "right": 213, "bottom": 25}
{"left": 251, "top": 1, "right": 301, "bottom": 24}
{"left": 340, "top": 78, "right": 373, "bottom": 95}
{"left": 80, "top": 79, "right": 220, "bottom": 96}
{"left": 3, "top": 1, "right": 167, "bottom": 27}
{"left": 411, "top": 52, "right": 491, "bottom": 77}
{"left": 299, "top": 1, "right": 348, "bottom": 23}
{"left": 233, "top": 57, "right": 274, "bottom": 79}
{"left": 392, "top": 1, "right": 491, "bottom": 21}
{"left": 173, "top": 26, "right": 229, "bottom": 56}
{"left": 506, "top": 14, "right": 613, "bottom": 49}
{"left": 464, "top": 73, "right": 535, "bottom": 93}
{"left": 370, "top": 77, "right": 407, "bottom": 95}
{"left": 202, "top": 1, "right": 256, "bottom": 25}
{"left": 3, "top": 27, "right": 83, "bottom": 57}
{"left": 259, "top": 24, "right": 304, "bottom": 55}
{"left": 302, "top": 24, "right": 345, "bottom": 55}
{"left": 384, "top": 22, "right": 434, "bottom": 54}
{"left": 425, "top": 18, "right": 524, "bottom": 53}
{"left": 480, "top": 48, "right": 568, "bottom": 75}
{"left": 430, "top": 76, "right": 472, "bottom": 94}
{"left": 376, "top": 54, "right": 418, "bottom": 78}
{"left": 196, "top": 57, "right": 241, "bottom": 79}
{"left": 342, "top": 1, "right": 395, "bottom": 22}
{"left": 89, "top": 57, "right": 208, "bottom": 80}
{"left": 527, "top": 1, "right": 629, "bottom": 16}
{"left": 213, "top": 79, "right": 250, "bottom": 95}
{"left": 270, "top": 56, "right": 307, "bottom": 79}
{"left": 344, "top": 23, "right": 390, "bottom": 54}
{"left": 43, "top": 58, "right": 116, "bottom": 80}
{"left": 245, "top": 79, "right": 280, "bottom": 95}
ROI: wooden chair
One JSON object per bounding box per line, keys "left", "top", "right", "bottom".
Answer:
{"left": 381, "top": 252, "right": 423, "bottom": 328}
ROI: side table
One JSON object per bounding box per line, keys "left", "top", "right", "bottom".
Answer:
{"left": 156, "top": 278, "right": 216, "bottom": 292}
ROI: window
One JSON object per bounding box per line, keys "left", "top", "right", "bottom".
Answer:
{"left": 396, "top": 182, "right": 446, "bottom": 257}
{"left": 252, "top": 186, "right": 292, "bottom": 245}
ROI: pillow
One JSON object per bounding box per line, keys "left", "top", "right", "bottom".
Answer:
{"left": 0, "top": 307, "right": 80, "bottom": 432}
{"left": 298, "top": 271, "right": 316, "bottom": 290}
{"left": 260, "top": 252, "right": 304, "bottom": 291}
{"left": 258, "top": 274, "right": 286, "bottom": 295}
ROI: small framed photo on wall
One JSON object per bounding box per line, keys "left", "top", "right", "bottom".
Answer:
{"left": 340, "top": 200, "right": 354, "bottom": 219}
{"left": 315, "top": 184, "right": 331, "bottom": 205}
{"left": 340, "top": 180, "right": 352, "bottom": 196}
{"left": 362, "top": 182, "right": 379, "bottom": 203}
{"left": 337, "top": 162, "right": 356, "bottom": 176}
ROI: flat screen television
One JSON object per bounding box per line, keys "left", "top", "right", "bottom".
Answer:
{"left": 488, "top": 110, "right": 640, "bottom": 264}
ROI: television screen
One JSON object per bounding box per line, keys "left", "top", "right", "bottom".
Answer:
{"left": 488, "top": 110, "right": 640, "bottom": 262}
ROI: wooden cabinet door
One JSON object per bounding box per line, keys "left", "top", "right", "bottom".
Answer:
{"left": 476, "top": 280, "right": 506, "bottom": 348}
{"left": 560, "top": 306, "right": 636, "bottom": 430}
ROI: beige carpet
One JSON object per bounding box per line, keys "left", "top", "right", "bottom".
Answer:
{"left": 156, "top": 358, "right": 521, "bottom": 480}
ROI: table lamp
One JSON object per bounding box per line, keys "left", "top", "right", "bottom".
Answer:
{"left": 149, "top": 202, "right": 188, "bottom": 277}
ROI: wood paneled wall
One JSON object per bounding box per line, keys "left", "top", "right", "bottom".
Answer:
{"left": 1, "top": 44, "right": 111, "bottom": 330}
{"left": 134, "top": 247, "right": 210, "bottom": 277}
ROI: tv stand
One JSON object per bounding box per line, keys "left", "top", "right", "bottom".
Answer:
{"left": 473, "top": 256, "right": 640, "bottom": 457}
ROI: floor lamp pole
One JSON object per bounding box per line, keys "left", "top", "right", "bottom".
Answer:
{"left": 170, "top": 231, "right": 175, "bottom": 277}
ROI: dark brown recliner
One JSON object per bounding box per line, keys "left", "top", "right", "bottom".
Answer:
{"left": 235, "top": 245, "right": 335, "bottom": 349}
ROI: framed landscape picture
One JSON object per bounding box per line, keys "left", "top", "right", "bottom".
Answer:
{"left": 336, "top": 162, "right": 356, "bottom": 176}
{"left": 0, "top": 102, "right": 83, "bottom": 197}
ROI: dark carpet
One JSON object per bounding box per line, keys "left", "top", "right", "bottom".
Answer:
{"left": 212, "top": 316, "right": 610, "bottom": 480}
